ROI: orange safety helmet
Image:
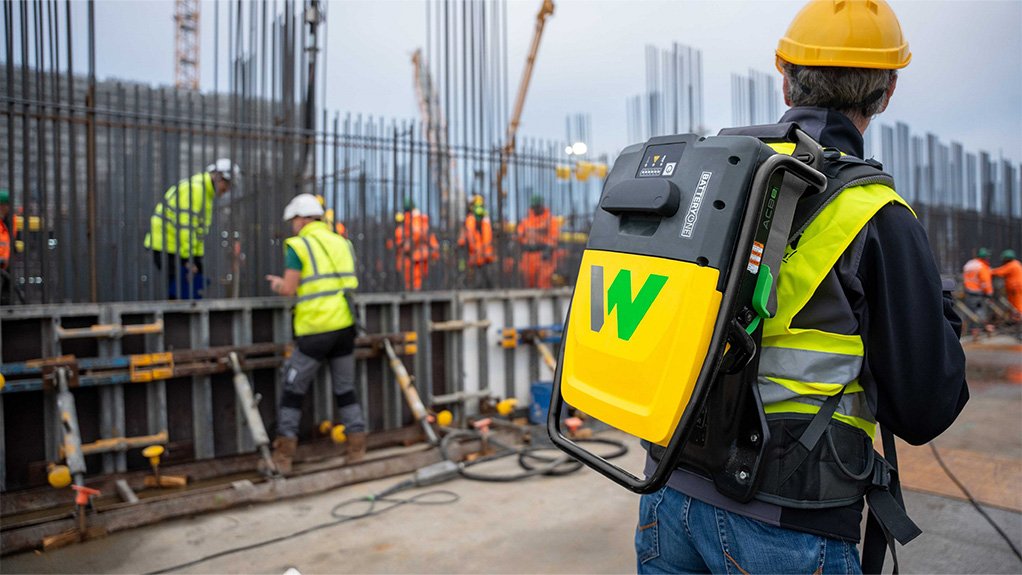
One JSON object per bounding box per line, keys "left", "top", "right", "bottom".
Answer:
{"left": 776, "top": 0, "right": 911, "bottom": 70}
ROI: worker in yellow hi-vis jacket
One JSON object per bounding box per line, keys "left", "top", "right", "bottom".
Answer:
{"left": 144, "top": 159, "right": 239, "bottom": 299}
{"left": 264, "top": 193, "right": 364, "bottom": 475}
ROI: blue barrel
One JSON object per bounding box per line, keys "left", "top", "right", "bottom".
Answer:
{"left": 530, "top": 381, "right": 553, "bottom": 425}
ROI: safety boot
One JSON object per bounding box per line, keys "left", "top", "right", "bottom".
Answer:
{"left": 346, "top": 432, "right": 367, "bottom": 464}
{"left": 269, "top": 436, "right": 298, "bottom": 475}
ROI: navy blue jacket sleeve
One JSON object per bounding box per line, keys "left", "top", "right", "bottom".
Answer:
{"left": 858, "top": 204, "right": 968, "bottom": 445}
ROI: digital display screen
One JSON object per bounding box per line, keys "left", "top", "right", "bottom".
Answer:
{"left": 635, "top": 142, "right": 686, "bottom": 178}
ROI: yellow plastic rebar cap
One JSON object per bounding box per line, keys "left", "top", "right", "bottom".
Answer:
{"left": 776, "top": 0, "right": 911, "bottom": 70}
{"left": 142, "top": 445, "right": 165, "bottom": 459}
{"left": 48, "top": 464, "right": 72, "bottom": 488}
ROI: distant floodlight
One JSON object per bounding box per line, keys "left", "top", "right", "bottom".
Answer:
{"left": 571, "top": 142, "right": 588, "bottom": 156}
{"left": 564, "top": 145, "right": 574, "bottom": 155}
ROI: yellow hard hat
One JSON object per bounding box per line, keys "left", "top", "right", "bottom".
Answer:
{"left": 776, "top": 0, "right": 911, "bottom": 70}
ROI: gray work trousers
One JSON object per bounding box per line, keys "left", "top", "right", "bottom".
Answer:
{"left": 278, "top": 347, "right": 365, "bottom": 438}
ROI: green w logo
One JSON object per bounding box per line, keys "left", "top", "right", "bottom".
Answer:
{"left": 590, "top": 266, "right": 668, "bottom": 341}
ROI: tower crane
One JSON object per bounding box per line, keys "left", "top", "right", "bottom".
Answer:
{"left": 174, "top": 0, "right": 200, "bottom": 90}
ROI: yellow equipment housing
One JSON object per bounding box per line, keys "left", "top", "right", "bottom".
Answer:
{"left": 549, "top": 128, "right": 827, "bottom": 495}
{"left": 561, "top": 250, "right": 720, "bottom": 446}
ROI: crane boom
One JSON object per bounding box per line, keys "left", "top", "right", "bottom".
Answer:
{"left": 497, "top": 0, "right": 555, "bottom": 199}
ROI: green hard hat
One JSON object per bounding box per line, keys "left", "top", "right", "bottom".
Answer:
{"left": 0, "top": 188, "right": 8, "bottom": 204}
{"left": 403, "top": 197, "right": 416, "bottom": 211}
{"left": 529, "top": 194, "right": 544, "bottom": 208}
{"left": 977, "top": 247, "right": 990, "bottom": 259}
{"left": 1002, "top": 249, "right": 1017, "bottom": 262}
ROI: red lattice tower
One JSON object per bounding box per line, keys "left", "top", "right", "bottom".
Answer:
{"left": 174, "top": 0, "right": 200, "bottom": 90}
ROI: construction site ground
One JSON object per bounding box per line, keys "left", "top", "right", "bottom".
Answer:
{"left": 5, "top": 339, "right": 1020, "bottom": 575}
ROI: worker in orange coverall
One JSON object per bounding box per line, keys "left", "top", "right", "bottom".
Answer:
{"left": 391, "top": 198, "right": 438, "bottom": 291}
{"left": 517, "top": 194, "right": 559, "bottom": 289}
{"left": 991, "top": 249, "right": 1022, "bottom": 314}
{"left": 458, "top": 194, "right": 495, "bottom": 287}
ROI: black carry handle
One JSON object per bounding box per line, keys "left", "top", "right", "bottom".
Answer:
{"left": 547, "top": 310, "right": 762, "bottom": 494}
{"left": 546, "top": 303, "right": 666, "bottom": 493}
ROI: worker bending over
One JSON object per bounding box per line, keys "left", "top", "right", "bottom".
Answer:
{"left": 265, "top": 193, "right": 366, "bottom": 474}
{"left": 517, "top": 194, "right": 559, "bottom": 289}
{"left": 992, "top": 249, "right": 1022, "bottom": 314}
{"left": 635, "top": 2, "right": 967, "bottom": 573}
{"left": 963, "top": 247, "right": 995, "bottom": 332}
{"left": 391, "top": 198, "right": 439, "bottom": 291}
{"left": 144, "top": 159, "right": 239, "bottom": 299}
{"left": 458, "top": 194, "right": 495, "bottom": 287}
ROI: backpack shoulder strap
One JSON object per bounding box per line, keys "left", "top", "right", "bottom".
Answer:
{"left": 790, "top": 152, "right": 895, "bottom": 242}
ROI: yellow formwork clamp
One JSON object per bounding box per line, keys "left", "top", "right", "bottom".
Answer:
{"left": 555, "top": 165, "right": 571, "bottom": 181}
{"left": 593, "top": 163, "right": 609, "bottom": 179}
{"left": 501, "top": 328, "right": 519, "bottom": 349}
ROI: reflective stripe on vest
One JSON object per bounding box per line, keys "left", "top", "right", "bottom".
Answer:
{"left": 144, "top": 172, "right": 214, "bottom": 258}
{"left": 760, "top": 144, "right": 913, "bottom": 439}
{"left": 286, "top": 221, "right": 358, "bottom": 336}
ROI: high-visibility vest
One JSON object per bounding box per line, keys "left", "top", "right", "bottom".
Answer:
{"left": 758, "top": 149, "right": 912, "bottom": 440}
{"left": 962, "top": 258, "right": 993, "bottom": 295}
{"left": 144, "top": 173, "right": 215, "bottom": 259}
{"left": 461, "top": 212, "right": 494, "bottom": 266}
{"left": 285, "top": 220, "right": 358, "bottom": 337}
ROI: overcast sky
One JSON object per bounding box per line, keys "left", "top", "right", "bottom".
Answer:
{"left": 48, "top": 0, "right": 1022, "bottom": 161}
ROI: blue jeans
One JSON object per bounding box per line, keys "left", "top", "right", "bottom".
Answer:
{"left": 636, "top": 487, "right": 862, "bottom": 574}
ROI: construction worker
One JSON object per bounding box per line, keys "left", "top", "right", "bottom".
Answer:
{"left": 144, "top": 159, "right": 239, "bottom": 300}
{"left": 636, "top": 2, "right": 967, "bottom": 573}
{"left": 517, "top": 194, "right": 559, "bottom": 289}
{"left": 264, "top": 193, "right": 365, "bottom": 474}
{"left": 963, "top": 247, "right": 995, "bottom": 331}
{"left": 991, "top": 249, "right": 1022, "bottom": 314}
{"left": 458, "top": 194, "right": 495, "bottom": 287}
{"left": 391, "top": 198, "right": 438, "bottom": 291}
{"left": 0, "top": 189, "right": 11, "bottom": 305}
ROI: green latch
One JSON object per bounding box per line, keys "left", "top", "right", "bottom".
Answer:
{"left": 745, "top": 263, "right": 774, "bottom": 335}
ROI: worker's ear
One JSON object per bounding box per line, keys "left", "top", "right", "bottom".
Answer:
{"left": 877, "top": 74, "right": 898, "bottom": 114}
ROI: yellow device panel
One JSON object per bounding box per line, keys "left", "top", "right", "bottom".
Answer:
{"left": 561, "top": 249, "right": 721, "bottom": 446}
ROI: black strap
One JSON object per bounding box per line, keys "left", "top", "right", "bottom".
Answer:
{"left": 861, "top": 427, "right": 922, "bottom": 574}
{"left": 778, "top": 388, "right": 845, "bottom": 485}
{"left": 760, "top": 170, "right": 810, "bottom": 315}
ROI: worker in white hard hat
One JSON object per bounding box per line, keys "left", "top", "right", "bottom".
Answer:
{"left": 263, "top": 193, "right": 365, "bottom": 474}
{"left": 144, "top": 158, "right": 240, "bottom": 299}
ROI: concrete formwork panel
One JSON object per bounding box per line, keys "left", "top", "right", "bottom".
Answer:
{"left": 0, "top": 289, "right": 570, "bottom": 491}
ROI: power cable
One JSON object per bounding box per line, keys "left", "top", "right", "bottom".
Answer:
{"left": 146, "top": 426, "right": 627, "bottom": 574}
{"left": 928, "top": 442, "right": 1022, "bottom": 562}
{"left": 146, "top": 486, "right": 459, "bottom": 575}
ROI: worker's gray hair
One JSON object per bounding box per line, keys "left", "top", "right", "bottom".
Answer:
{"left": 780, "top": 61, "right": 897, "bottom": 124}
